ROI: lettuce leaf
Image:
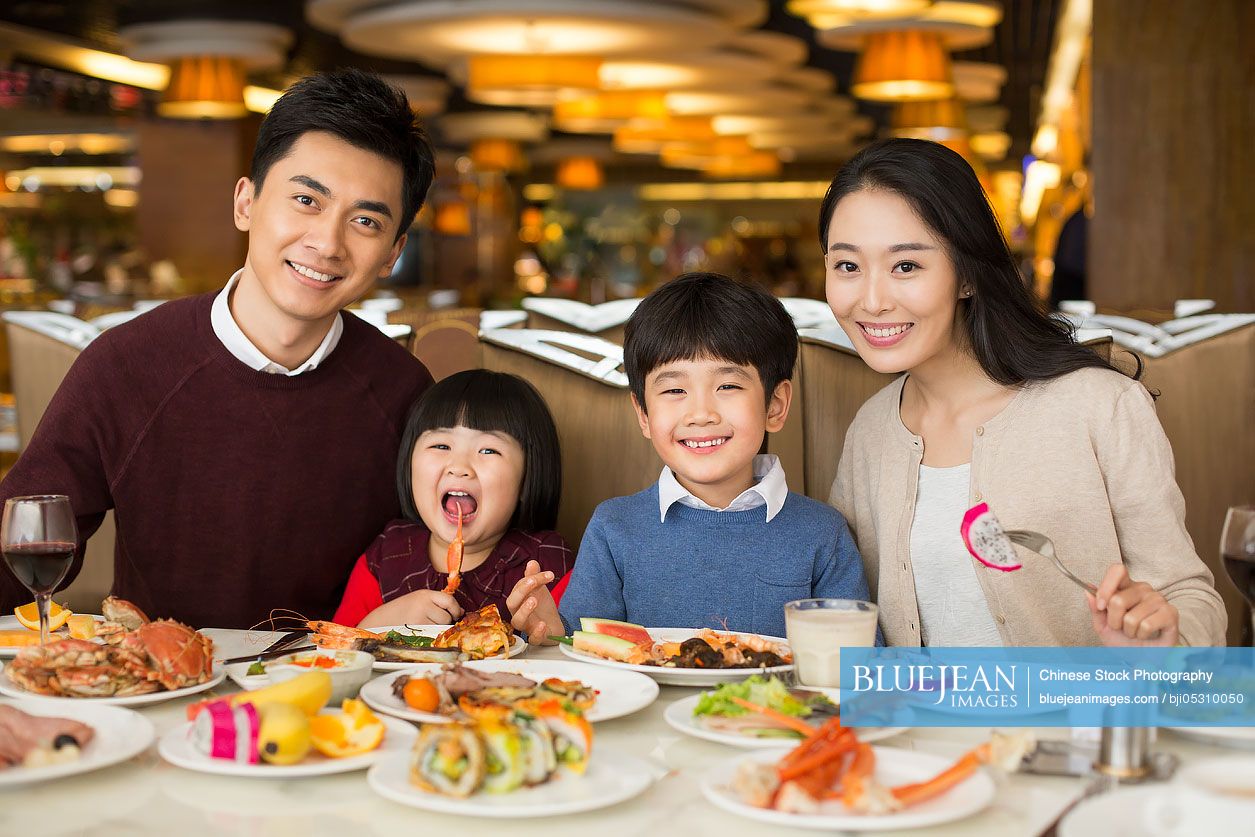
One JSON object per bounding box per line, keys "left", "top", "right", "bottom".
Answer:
{"left": 693, "top": 675, "right": 815, "bottom": 718}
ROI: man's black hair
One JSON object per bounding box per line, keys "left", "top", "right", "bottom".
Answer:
{"left": 623, "top": 271, "right": 798, "bottom": 412}
{"left": 250, "top": 69, "right": 435, "bottom": 239}
{"left": 396, "top": 370, "right": 562, "bottom": 532}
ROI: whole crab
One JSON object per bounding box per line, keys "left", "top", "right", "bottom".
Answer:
{"left": 7, "top": 597, "right": 214, "bottom": 697}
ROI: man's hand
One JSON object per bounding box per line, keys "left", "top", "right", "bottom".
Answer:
{"left": 1086, "top": 564, "right": 1179, "bottom": 646}
{"left": 507, "top": 560, "right": 560, "bottom": 645}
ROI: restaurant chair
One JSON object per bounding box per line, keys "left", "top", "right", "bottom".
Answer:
{"left": 90, "top": 309, "right": 146, "bottom": 331}
{"left": 479, "top": 310, "right": 527, "bottom": 330}
{"left": 2, "top": 311, "right": 115, "bottom": 611}
{"left": 779, "top": 298, "right": 838, "bottom": 329}
{"left": 411, "top": 317, "right": 481, "bottom": 381}
{"left": 520, "top": 298, "right": 641, "bottom": 344}
{"left": 480, "top": 328, "right": 660, "bottom": 547}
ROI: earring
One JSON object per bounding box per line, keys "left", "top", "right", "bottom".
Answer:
{"left": 961, "top": 288, "right": 973, "bottom": 298}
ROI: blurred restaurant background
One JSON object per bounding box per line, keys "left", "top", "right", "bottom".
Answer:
{"left": 0, "top": 1, "right": 1250, "bottom": 638}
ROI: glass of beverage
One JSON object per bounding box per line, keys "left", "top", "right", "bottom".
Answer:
{"left": 1, "top": 495, "right": 77, "bottom": 645}
{"left": 1221, "top": 505, "right": 1255, "bottom": 645}
{"left": 784, "top": 599, "right": 878, "bottom": 688}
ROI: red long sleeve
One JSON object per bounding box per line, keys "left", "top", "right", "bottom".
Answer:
{"left": 332, "top": 554, "right": 384, "bottom": 627}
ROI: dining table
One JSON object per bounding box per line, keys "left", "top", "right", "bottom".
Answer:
{"left": 0, "top": 628, "right": 1240, "bottom": 837}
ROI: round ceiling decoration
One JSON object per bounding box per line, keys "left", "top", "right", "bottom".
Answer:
{"left": 951, "top": 61, "right": 1008, "bottom": 103}
{"left": 381, "top": 75, "right": 452, "bottom": 116}
{"left": 666, "top": 87, "right": 814, "bottom": 117}
{"left": 438, "top": 111, "right": 550, "bottom": 146}
{"left": 814, "top": 1, "right": 1003, "bottom": 52}
{"left": 119, "top": 20, "right": 292, "bottom": 69}
{"left": 786, "top": 0, "right": 934, "bottom": 28}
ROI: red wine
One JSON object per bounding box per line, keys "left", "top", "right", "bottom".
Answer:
{"left": 3, "top": 541, "right": 75, "bottom": 595}
{"left": 1225, "top": 553, "right": 1255, "bottom": 607}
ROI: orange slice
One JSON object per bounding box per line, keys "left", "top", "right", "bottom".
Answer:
{"left": 0, "top": 630, "right": 41, "bottom": 647}
{"left": 67, "top": 614, "right": 97, "bottom": 639}
{"left": 308, "top": 700, "right": 385, "bottom": 758}
{"left": 14, "top": 601, "right": 71, "bottom": 632}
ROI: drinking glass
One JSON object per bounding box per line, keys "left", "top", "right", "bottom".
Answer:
{"left": 783, "top": 599, "right": 878, "bottom": 688}
{"left": 1221, "top": 505, "right": 1255, "bottom": 646}
{"left": 1, "top": 495, "right": 77, "bottom": 645}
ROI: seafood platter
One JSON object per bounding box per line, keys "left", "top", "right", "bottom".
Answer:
{"left": 0, "top": 700, "right": 155, "bottom": 786}
{"left": 308, "top": 604, "right": 525, "bottom": 669}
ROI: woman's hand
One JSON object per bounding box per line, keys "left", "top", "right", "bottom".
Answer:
{"left": 358, "top": 589, "right": 463, "bottom": 629}
{"left": 1086, "top": 564, "right": 1179, "bottom": 646}
{"left": 506, "top": 560, "right": 559, "bottom": 645}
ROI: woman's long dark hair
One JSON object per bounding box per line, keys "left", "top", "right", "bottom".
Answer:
{"left": 818, "top": 138, "right": 1138, "bottom": 385}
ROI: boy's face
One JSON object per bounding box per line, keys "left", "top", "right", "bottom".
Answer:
{"left": 633, "top": 356, "right": 791, "bottom": 506}
{"left": 232, "top": 130, "right": 406, "bottom": 328}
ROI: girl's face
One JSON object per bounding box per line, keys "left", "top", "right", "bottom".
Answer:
{"left": 410, "top": 425, "right": 525, "bottom": 550}
{"left": 824, "top": 188, "right": 967, "bottom": 375}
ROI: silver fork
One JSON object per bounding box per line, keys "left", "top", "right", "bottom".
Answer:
{"left": 1004, "top": 529, "right": 1098, "bottom": 594}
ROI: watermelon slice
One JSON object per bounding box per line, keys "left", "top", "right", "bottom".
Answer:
{"left": 579, "top": 617, "right": 652, "bottom": 647}
{"left": 572, "top": 631, "right": 639, "bottom": 662}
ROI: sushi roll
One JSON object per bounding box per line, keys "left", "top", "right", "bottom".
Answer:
{"left": 511, "top": 709, "right": 557, "bottom": 785}
{"left": 410, "top": 723, "right": 486, "bottom": 798}
{"left": 538, "top": 678, "right": 596, "bottom": 711}
{"left": 530, "top": 699, "right": 593, "bottom": 774}
{"left": 478, "top": 718, "right": 527, "bottom": 793}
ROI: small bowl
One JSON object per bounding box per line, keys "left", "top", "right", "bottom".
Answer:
{"left": 265, "top": 649, "right": 374, "bottom": 703}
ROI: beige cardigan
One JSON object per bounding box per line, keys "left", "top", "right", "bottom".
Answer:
{"left": 830, "top": 368, "right": 1226, "bottom": 647}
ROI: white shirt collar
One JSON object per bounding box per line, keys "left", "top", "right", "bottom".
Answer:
{"left": 210, "top": 269, "right": 343, "bottom": 375}
{"left": 658, "top": 454, "right": 788, "bottom": 523}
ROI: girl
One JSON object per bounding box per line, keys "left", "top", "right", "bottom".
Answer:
{"left": 333, "top": 370, "right": 569, "bottom": 644}
{"left": 822, "top": 138, "right": 1225, "bottom": 648}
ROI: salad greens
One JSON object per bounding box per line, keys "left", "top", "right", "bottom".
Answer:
{"left": 693, "top": 675, "right": 829, "bottom": 719}
{"left": 384, "top": 630, "right": 434, "bottom": 648}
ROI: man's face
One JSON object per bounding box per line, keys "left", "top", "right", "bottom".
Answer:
{"left": 232, "top": 131, "right": 406, "bottom": 325}
{"left": 633, "top": 356, "right": 790, "bottom": 505}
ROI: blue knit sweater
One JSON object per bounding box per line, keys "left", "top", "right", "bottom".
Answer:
{"left": 559, "top": 484, "right": 873, "bottom": 638}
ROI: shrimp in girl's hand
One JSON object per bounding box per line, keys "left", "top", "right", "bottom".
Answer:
{"left": 443, "top": 506, "right": 464, "bottom": 595}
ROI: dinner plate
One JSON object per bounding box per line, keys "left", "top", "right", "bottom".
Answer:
{"left": 701, "top": 745, "right": 995, "bottom": 831}
{"left": 0, "top": 614, "right": 106, "bottom": 657}
{"left": 368, "top": 747, "right": 657, "bottom": 818}
{"left": 558, "top": 628, "right": 792, "bottom": 687}
{"left": 664, "top": 692, "right": 908, "bottom": 749}
{"left": 1163, "top": 726, "right": 1255, "bottom": 750}
{"left": 0, "top": 698, "right": 155, "bottom": 786}
{"left": 158, "top": 713, "right": 416, "bottom": 778}
{"left": 1057, "top": 786, "right": 1161, "bottom": 837}
{"left": 318, "top": 624, "right": 527, "bottom": 671}
{"left": 0, "top": 660, "right": 226, "bottom": 706}
{"left": 360, "top": 658, "right": 659, "bottom": 724}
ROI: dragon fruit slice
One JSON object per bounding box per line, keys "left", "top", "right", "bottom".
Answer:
{"left": 960, "top": 502, "right": 1022, "bottom": 572}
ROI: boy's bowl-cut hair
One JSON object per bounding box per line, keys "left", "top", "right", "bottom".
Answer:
{"left": 623, "top": 271, "right": 798, "bottom": 411}
{"left": 249, "top": 68, "right": 435, "bottom": 239}
{"left": 396, "top": 370, "right": 562, "bottom": 532}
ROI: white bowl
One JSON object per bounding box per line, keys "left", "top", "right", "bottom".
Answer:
{"left": 265, "top": 650, "right": 374, "bottom": 703}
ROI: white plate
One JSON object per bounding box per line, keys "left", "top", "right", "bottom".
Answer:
{"left": 0, "top": 698, "right": 155, "bottom": 786}
{"left": 321, "top": 624, "right": 526, "bottom": 671}
{"left": 1058, "top": 786, "right": 1161, "bottom": 837}
{"left": 360, "top": 658, "right": 659, "bottom": 725}
{"left": 0, "top": 614, "right": 105, "bottom": 657}
{"left": 223, "top": 661, "right": 271, "bottom": 691}
{"left": 664, "top": 692, "right": 908, "bottom": 749}
{"left": 701, "top": 746, "right": 995, "bottom": 831}
{"left": 558, "top": 628, "right": 792, "bottom": 687}
{"left": 0, "top": 659, "right": 226, "bottom": 706}
{"left": 368, "top": 747, "right": 656, "bottom": 818}
{"left": 158, "top": 713, "right": 416, "bottom": 778}
{"left": 1163, "top": 726, "right": 1255, "bottom": 750}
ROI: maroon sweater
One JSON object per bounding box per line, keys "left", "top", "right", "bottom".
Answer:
{"left": 0, "top": 294, "right": 431, "bottom": 628}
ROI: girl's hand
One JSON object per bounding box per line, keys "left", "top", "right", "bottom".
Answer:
{"left": 507, "top": 560, "right": 559, "bottom": 645}
{"left": 359, "top": 589, "right": 464, "bottom": 629}
{"left": 1085, "top": 564, "right": 1179, "bottom": 646}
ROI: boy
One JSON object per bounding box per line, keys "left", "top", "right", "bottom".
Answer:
{"left": 557, "top": 272, "right": 872, "bottom": 637}
{"left": 0, "top": 70, "right": 434, "bottom": 627}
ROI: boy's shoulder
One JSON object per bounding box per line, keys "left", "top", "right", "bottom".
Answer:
{"left": 587, "top": 483, "right": 660, "bottom": 527}
{"left": 776, "top": 491, "right": 851, "bottom": 536}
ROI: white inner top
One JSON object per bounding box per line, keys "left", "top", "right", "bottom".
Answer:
{"left": 910, "top": 463, "right": 1004, "bottom": 647}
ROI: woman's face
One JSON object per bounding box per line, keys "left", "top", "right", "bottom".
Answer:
{"left": 824, "top": 188, "right": 967, "bottom": 375}
{"left": 410, "top": 425, "right": 524, "bottom": 551}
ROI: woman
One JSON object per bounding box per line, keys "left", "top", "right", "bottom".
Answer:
{"left": 823, "top": 138, "right": 1225, "bottom": 647}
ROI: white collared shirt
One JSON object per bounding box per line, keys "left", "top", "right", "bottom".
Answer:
{"left": 658, "top": 454, "right": 788, "bottom": 523}
{"left": 210, "top": 269, "right": 343, "bottom": 375}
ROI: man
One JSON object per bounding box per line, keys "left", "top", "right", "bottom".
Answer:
{"left": 0, "top": 70, "right": 435, "bottom": 628}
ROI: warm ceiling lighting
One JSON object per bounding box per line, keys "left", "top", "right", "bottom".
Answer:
{"left": 6, "top": 166, "right": 140, "bottom": 188}
{"left": 553, "top": 90, "right": 668, "bottom": 133}
{"left": 852, "top": 30, "right": 954, "bottom": 101}
{"left": 639, "top": 180, "right": 831, "bottom": 201}
{"left": 891, "top": 97, "right": 968, "bottom": 140}
{"left": 243, "top": 86, "right": 283, "bottom": 114}
{"left": 470, "top": 139, "right": 524, "bottom": 173}
{"left": 159, "top": 56, "right": 248, "bottom": 119}
{"left": 613, "top": 117, "right": 717, "bottom": 154}
{"left": 659, "top": 136, "right": 756, "bottom": 166}
{"left": 787, "top": 0, "right": 934, "bottom": 24}
{"left": 556, "top": 157, "right": 604, "bottom": 190}
{"left": 433, "top": 200, "right": 472, "bottom": 236}
{"left": 969, "top": 130, "right": 1011, "bottom": 160}
{"left": 0, "top": 134, "right": 134, "bottom": 155}
{"left": 466, "top": 54, "right": 601, "bottom": 106}
{"left": 702, "top": 152, "right": 782, "bottom": 179}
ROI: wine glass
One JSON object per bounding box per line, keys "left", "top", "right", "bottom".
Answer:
{"left": 1221, "top": 505, "right": 1255, "bottom": 646}
{"left": 1, "top": 495, "right": 78, "bottom": 645}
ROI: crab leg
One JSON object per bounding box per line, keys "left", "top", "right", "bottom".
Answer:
{"left": 888, "top": 732, "right": 1033, "bottom": 808}
{"left": 442, "top": 507, "right": 464, "bottom": 595}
